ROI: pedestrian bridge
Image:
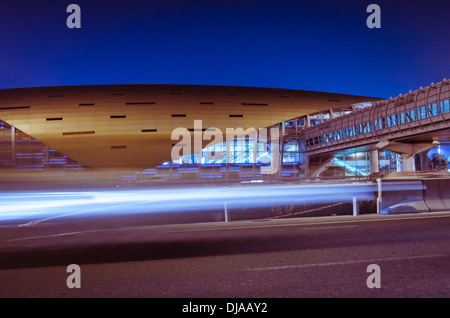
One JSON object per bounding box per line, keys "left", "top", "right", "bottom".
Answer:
{"left": 275, "top": 79, "right": 450, "bottom": 175}
{"left": 297, "top": 79, "right": 450, "bottom": 156}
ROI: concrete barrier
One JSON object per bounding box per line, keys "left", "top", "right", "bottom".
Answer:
{"left": 377, "top": 179, "right": 429, "bottom": 214}
{"left": 423, "top": 178, "right": 450, "bottom": 212}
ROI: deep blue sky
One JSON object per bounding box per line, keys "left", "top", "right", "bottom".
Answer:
{"left": 0, "top": 0, "right": 448, "bottom": 98}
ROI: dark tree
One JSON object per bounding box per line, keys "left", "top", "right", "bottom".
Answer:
{"left": 429, "top": 153, "right": 449, "bottom": 170}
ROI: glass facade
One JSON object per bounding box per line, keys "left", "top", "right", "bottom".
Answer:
{"left": 141, "top": 136, "right": 306, "bottom": 181}
{"left": 1, "top": 117, "right": 447, "bottom": 181}
{"left": 169, "top": 138, "right": 301, "bottom": 166}
{"left": 0, "top": 120, "right": 85, "bottom": 171}
{"left": 331, "top": 152, "right": 371, "bottom": 177}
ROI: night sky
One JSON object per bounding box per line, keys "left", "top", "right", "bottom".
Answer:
{"left": 0, "top": 0, "right": 448, "bottom": 98}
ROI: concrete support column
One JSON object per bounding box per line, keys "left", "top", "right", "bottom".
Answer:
{"left": 369, "top": 149, "right": 379, "bottom": 174}
{"left": 401, "top": 154, "right": 416, "bottom": 172}
{"left": 419, "top": 151, "right": 429, "bottom": 171}
{"left": 306, "top": 114, "right": 311, "bottom": 128}
{"left": 376, "top": 140, "right": 438, "bottom": 173}
{"left": 304, "top": 155, "right": 310, "bottom": 177}
{"left": 279, "top": 133, "right": 284, "bottom": 177}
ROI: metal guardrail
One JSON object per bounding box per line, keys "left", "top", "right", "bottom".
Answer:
{"left": 128, "top": 173, "right": 371, "bottom": 187}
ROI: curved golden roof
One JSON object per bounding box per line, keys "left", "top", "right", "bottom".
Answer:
{"left": 0, "top": 84, "right": 381, "bottom": 170}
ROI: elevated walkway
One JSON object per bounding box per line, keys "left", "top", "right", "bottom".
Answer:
{"left": 299, "top": 79, "right": 450, "bottom": 156}
{"left": 269, "top": 79, "right": 450, "bottom": 176}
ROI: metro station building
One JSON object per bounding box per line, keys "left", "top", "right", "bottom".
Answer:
{"left": 0, "top": 81, "right": 448, "bottom": 181}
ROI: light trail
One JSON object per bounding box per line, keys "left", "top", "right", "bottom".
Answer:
{"left": 0, "top": 181, "right": 424, "bottom": 226}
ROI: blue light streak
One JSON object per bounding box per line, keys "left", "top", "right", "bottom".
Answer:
{"left": 0, "top": 183, "right": 379, "bottom": 226}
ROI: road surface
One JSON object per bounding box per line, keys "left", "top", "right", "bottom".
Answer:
{"left": 1, "top": 211, "right": 450, "bottom": 298}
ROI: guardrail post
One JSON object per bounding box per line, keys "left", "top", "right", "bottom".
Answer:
{"left": 224, "top": 202, "right": 229, "bottom": 222}
{"left": 353, "top": 197, "right": 359, "bottom": 216}
{"left": 376, "top": 178, "right": 382, "bottom": 214}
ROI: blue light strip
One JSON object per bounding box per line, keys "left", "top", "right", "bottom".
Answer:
{"left": 332, "top": 157, "right": 369, "bottom": 177}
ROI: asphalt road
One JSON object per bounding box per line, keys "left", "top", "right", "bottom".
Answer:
{"left": 1, "top": 211, "right": 450, "bottom": 298}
